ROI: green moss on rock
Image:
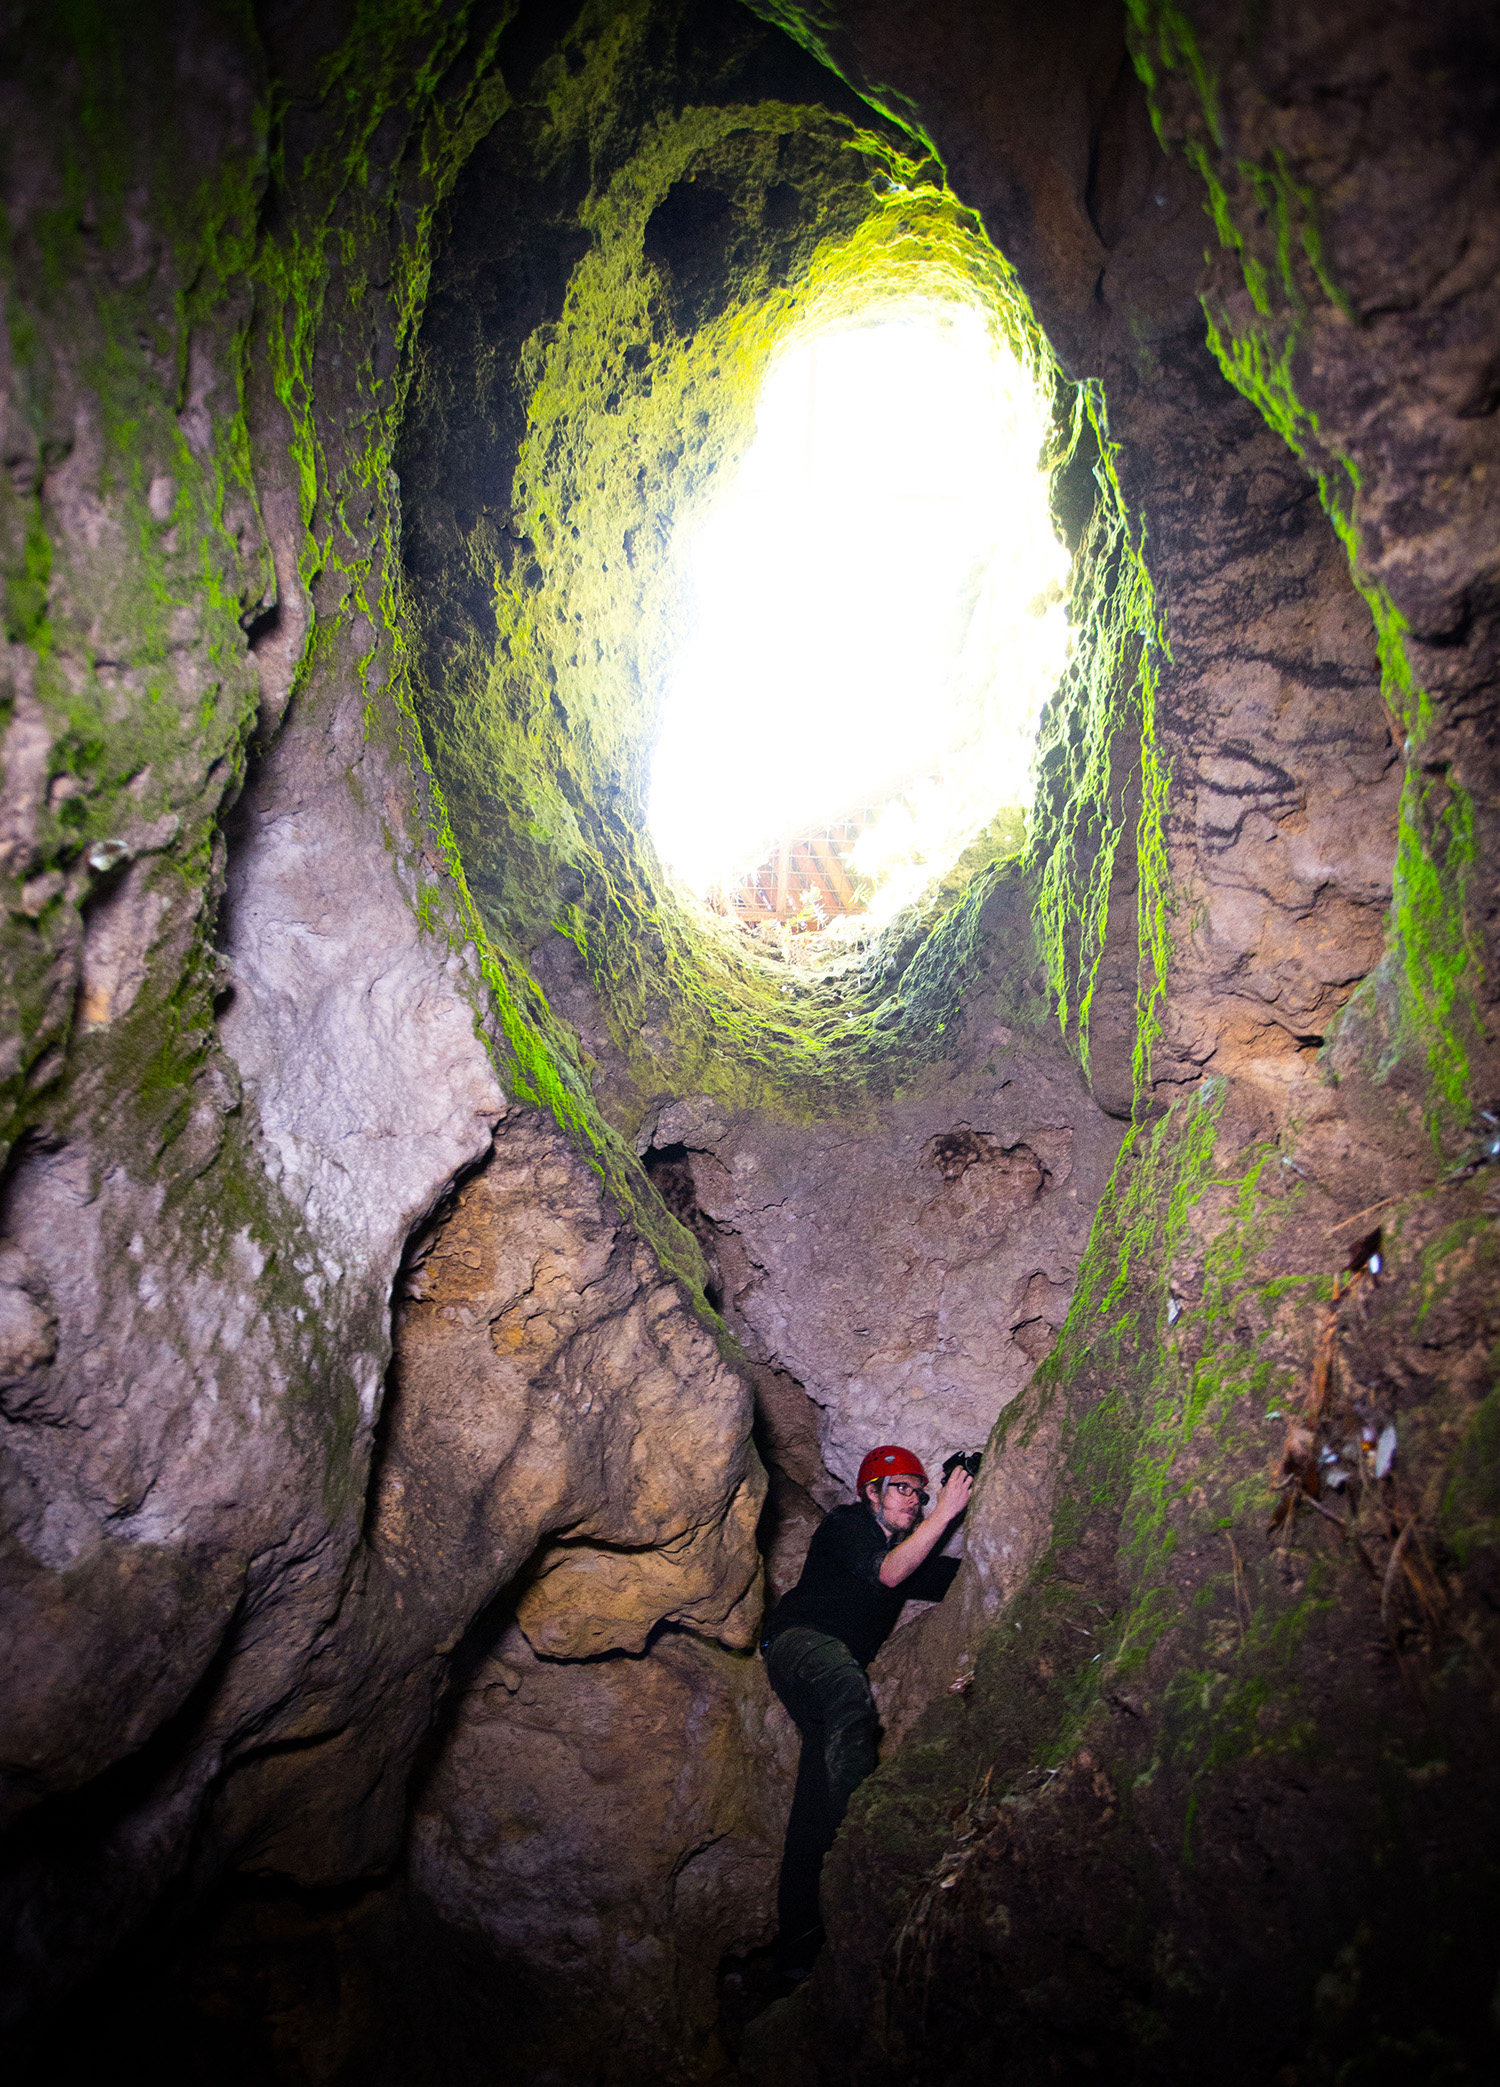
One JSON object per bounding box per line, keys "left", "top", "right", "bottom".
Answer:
{"left": 1126, "top": 0, "right": 1486, "bottom": 1145}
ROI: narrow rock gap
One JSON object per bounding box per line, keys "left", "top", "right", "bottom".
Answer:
{"left": 362, "top": 1142, "right": 500, "bottom": 1547}
{"left": 643, "top": 1139, "right": 726, "bottom": 1311}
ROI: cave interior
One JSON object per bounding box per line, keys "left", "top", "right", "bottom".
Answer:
{"left": 1, "top": 2, "right": 1497, "bottom": 2084}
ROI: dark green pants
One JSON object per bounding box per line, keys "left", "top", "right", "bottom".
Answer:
{"left": 763, "top": 1625, "right": 879, "bottom": 1971}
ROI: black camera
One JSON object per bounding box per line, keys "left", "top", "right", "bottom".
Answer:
{"left": 941, "top": 1449, "right": 983, "bottom": 1485}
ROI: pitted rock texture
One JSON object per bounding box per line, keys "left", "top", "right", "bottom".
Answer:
{"left": 197, "top": 1100, "right": 764, "bottom": 1898}
{"left": 1135, "top": 0, "right": 1500, "bottom": 1144}
{"left": 375, "top": 1113, "right": 763, "bottom": 1667}
{"left": 185, "top": 1109, "right": 777, "bottom": 2081}
{"left": 1135, "top": 355, "right": 1412, "bottom": 1152}
{"left": 648, "top": 1035, "right": 1120, "bottom": 1497}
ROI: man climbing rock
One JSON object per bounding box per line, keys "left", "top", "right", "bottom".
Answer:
{"left": 761, "top": 1444, "right": 975, "bottom": 1980}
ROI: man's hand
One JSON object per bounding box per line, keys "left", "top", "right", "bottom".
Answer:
{"left": 878, "top": 1465, "right": 974, "bottom": 1588}
{"left": 935, "top": 1463, "right": 975, "bottom": 1524}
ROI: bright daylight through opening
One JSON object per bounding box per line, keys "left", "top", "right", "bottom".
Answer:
{"left": 647, "top": 302, "right": 1070, "bottom": 947}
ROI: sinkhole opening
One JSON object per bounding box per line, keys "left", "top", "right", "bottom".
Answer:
{"left": 647, "top": 299, "right": 1070, "bottom": 956}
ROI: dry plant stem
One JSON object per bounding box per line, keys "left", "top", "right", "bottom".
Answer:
{"left": 892, "top": 1766, "right": 996, "bottom": 2023}
{"left": 1455, "top": 1615, "right": 1500, "bottom": 1693}
{"left": 1304, "top": 1494, "right": 1349, "bottom": 1535}
{"left": 1226, "top": 1532, "right": 1249, "bottom": 1639}
{"left": 1272, "top": 1264, "right": 1376, "bottom": 1526}
{"left": 1399, "top": 1524, "right": 1447, "bottom": 1633}
{"left": 1327, "top": 1196, "right": 1401, "bottom": 1234}
{"left": 1380, "top": 1519, "right": 1416, "bottom": 1635}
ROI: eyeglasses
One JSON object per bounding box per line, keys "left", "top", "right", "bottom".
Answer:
{"left": 884, "top": 1480, "right": 923, "bottom": 1499}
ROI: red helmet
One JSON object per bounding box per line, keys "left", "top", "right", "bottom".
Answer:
{"left": 857, "top": 1444, "right": 927, "bottom": 1493}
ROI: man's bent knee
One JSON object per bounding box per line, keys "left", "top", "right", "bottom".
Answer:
{"left": 766, "top": 1627, "right": 865, "bottom": 1709}
{"left": 820, "top": 1663, "right": 876, "bottom": 1731}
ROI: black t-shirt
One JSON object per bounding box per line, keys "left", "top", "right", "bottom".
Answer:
{"left": 762, "top": 1501, "right": 960, "bottom": 1668}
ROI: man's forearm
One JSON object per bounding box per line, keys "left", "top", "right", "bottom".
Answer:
{"left": 878, "top": 1509, "right": 956, "bottom": 1588}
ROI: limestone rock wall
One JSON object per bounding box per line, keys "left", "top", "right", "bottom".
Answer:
{"left": 380, "top": 1118, "right": 762, "bottom": 1668}
{"left": 2, "top": 2, "right": 1495, "bottom": 2082}
{"left": 742, "top": 4, "right": 1500, "bottom": 2081}
{"left": 0, "top": 5, "right": 510, "bottom": 2023}
{"left": 1, "top": 4, "right": 770, "bottom": 2070}
{"left": 647, "top": 1009, "right": 1115, "bottom": 1499}
{"left": 411, "top": 1619, "right": 787, "bottom": 2086}
{"left": 197, "top": 1102, "right": 772, "bottom": 2072}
